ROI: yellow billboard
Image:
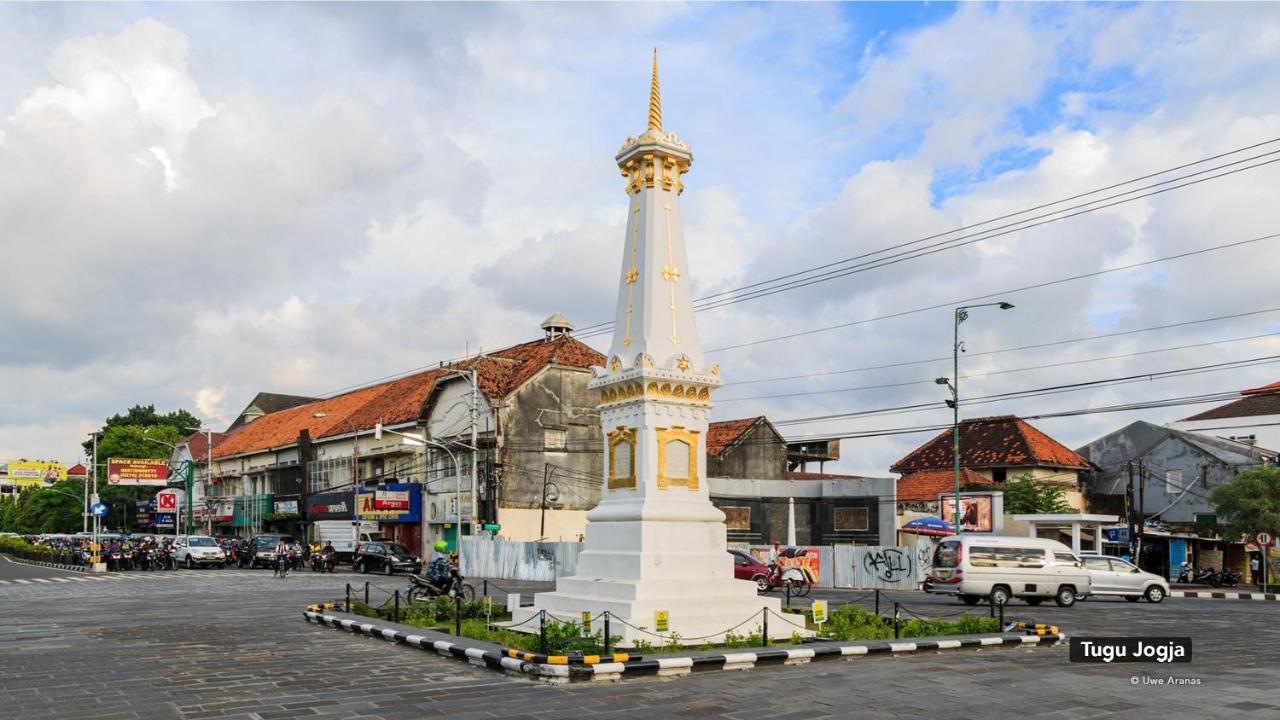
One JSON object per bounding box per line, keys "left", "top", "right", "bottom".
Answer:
{"left": 5, "top": 460, "right": 68, "bottom": 487}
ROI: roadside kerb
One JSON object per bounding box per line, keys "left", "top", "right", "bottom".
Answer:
{"left": 0, "top": 552, "right": 88, "bottom": 573}
{"left": 303, "top": 608, "right": 1065, "bottom": 684}
{"left": 1171, "top": 590, "right": 1279, "bottom": 601}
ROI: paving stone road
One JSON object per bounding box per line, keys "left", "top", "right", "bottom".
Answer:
{"left": 2, "top": 556, "right": 1277, "bottom": 720}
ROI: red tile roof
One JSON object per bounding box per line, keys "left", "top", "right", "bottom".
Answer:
{"left": 896, "top": 468, "right": 995, "bottom": 502}
{"left": 786, "top": 471, "right": 876, "bottom": 481}
{"left": 890, "top": 415, "right": 1090, "bottom": 473}
{"left": 183, "top": 431, "right": 228, "bottom": 462}
{"left": 1182, "top": 387, "right": 1280, "bottom": 421}
{"left": 1243, "top": 380, "right": 1280, "bottom": 396}
{"left": 213, "top": 335, "right": 604, "bottom": 459}
{"left": 707, "top": 417, "right": 765, "bottom": 457}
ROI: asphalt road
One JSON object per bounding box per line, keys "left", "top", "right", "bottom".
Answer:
{"left": 1, "top": 560, "right": 1277, "bottom": 719}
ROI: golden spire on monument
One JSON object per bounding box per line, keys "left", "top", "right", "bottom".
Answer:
{"left": 648, "top": 47, "right": 662, "bottom": 132}
{"left": 616, "top": 48, "right": 691, "bottom": 195}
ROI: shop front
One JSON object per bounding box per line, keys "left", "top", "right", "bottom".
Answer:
{"left": 356, "top": 482, "right": 424, "bottom": 557}
{"left": 232, "top": 494, "right": 273, "bottom": 537}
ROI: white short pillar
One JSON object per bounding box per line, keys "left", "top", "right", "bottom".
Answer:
{"left": 1028, "top": 523, "right": 1037, "bottom": 539}
{"left": 1093, "top": 526, "right": 1103, "bottom": 553}
{"left": 1071, "top": 523, "right": 1082, "bottom": 554}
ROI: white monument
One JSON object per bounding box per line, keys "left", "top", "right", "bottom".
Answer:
{"left": 513, "top": 52, "right": 791, "bottom": 645}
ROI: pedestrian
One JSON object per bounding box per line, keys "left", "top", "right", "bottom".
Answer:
{"left": 1251, "top": 554, "right": 1261, "bottom": 587}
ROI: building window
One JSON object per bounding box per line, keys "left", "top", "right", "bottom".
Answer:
{"left": 1165, "top": 469, "right": 1183, "bottom": 495}
{"left": 656, "top": 426, "right": 699, "bottom": 490}
{"left": 544, "top": 428, "right": 567, "bottom": 452}
{"left": 833, "top": 506, "right": 869, "bottom": 532}
{"left": 723, "top": 506, "right": 751, "bottom": 530}
{"left": 607, "top": 426, "right": 636, "bottom": 490}
{"left": 992, "top": 468, "right": 1007, "bottom": 483}
{"left": 1228, "top": 434, "right": 1256, "bottom": 446}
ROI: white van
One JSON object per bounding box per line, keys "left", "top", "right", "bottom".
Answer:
{"left": 925, "top": 535, "right": 1092, "bottom": 607}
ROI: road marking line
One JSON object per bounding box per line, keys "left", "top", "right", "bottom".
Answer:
{"left": 13, "top": 579, "right": 32, "bottom": 584}
{"left": 29, "top": 578, "right": 52, "bottom": 583}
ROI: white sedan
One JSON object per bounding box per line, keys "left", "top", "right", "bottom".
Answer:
{"left": 173, "top": 535, "right": 227, "bottom": 569}
{"left": 1079, "top": 553, "right": 1168, "bottom": 603}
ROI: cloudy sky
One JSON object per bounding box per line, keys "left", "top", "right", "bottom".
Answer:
{"left": 3, "top": 2, "right": 1279, "bottom": 474}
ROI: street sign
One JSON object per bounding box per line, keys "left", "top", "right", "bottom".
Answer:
{"left": 811, "top": 600, "right": 828, "bottom": 625}
{"left": 483, "top": 523, "right": 501, "bottom": 532}
{"left": 581, "top": 610, "right": 592, "bottom": 634}
{"left": 90, "top": 502, "right": 108, "bottom": 518}
{"left": 1256, "top": 531, "right": 1275, "bottom": 547}
{"left": 655, "top": 610, "right": 669, "bottom": 632}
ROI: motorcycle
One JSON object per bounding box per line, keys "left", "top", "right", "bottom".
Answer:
{"left": 108, "top": 549, "right": 123, "bottom": 572}
{"left": 121, "top": 548, "right": 135, "bottom": 572}
{"left": 157, "top": 546, "right": 175, "bottom": 571}
{"left": 1191, "top": 567, "right": 1221, "bottom": 587}
{"left": 405, "top": 565, "right": 475, "bottom": 603}
{"left": 1219, "top": 568, "right": 1242, "bottom": 587}
{"left": 310, "top": 549, "right": 336, "bottom": 573}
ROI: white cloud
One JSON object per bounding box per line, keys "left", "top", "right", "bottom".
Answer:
{"left": 3, "top": 5, "right": 1280, "bottom": 479}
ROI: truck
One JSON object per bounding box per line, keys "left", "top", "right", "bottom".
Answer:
{"left": 312, "top": 520, "right": 386, "bottom": 563}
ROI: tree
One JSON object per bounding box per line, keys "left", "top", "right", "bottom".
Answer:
{"left": 80, "top": 404, "right": 202, "bottom": 456}
{"left": 1209, "top": 465, "right": 1280, "bottom": 541}
{"left": 1002, "top": 473, "right": 1073, "bottom": 515}
{"left": 7, "top": 479, "right": 86, "bottom": 534}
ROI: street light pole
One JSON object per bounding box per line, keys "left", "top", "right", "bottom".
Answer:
{"left": 948, "top": 302, "right": 1014, "bottom": 535}
{"left": 374, "top": 422, "right": 467, "bottom": 572}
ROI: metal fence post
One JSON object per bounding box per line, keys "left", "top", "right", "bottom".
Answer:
{"left": 483, "top": 579, "right": 488, "bottom": 599}
{"left": 539, "top": 610, "right": 547, "bottom": 655}
{"left": 394, "top": 590, "right": 400, "bottom": 623}
{"left": 875, "top": 589, "right": 880, "bottom": 616}
{"left": 345, "top": 583, "right": 351, "bottom": 612}
{"left": 364, "top": 582, "right": 369, "bottom": 606}
{"left": 785, "top": 581, "right": 792, "bottom": 611}
{"left": 998, "top": 602, "right": 1004, "bottom": 629}
{"left": 762, "top": 609, "right": 769, "bottom": 647}
{"left": 604, "top": 612, "right": 611, "bottom": 655}
{"left": 455, "top": 593, "right": 462, "bottom": 636}
{"left": 893, "top": 603, "right": 900, "bottom": 639}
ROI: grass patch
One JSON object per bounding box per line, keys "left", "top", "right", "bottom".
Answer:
{"left": 339, "top": 599, "right": 999, "bottom": 653}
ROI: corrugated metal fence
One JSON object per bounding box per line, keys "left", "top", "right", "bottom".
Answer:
{"left": 461, "top": 539, "right": 934, "bottom": 589}
{"left": 459, "top": 538, "right": 583, "bottom": 581}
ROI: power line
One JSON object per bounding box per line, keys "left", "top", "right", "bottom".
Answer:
{"left": 726, "top": 308, "right": 1280, "bottom": 387}
{"left": 717, "top": 330, "right": 1280, "bottom": 403}
{"left": 706, "top": 231, "right": 1280, "bottom": 353}
{"left": 572, "top": 137, "right": 1280, "bottom": 337}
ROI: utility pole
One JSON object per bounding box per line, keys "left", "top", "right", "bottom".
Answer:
{"left": 1136, "top": 459, "right": 1146, "bottom": 570}
{"left": 540, "top": 463, "right": 551, "bottom": 540}
{"left": 1126, "top": 461, "right": 1136, "bottom": 559}
{"left": 470, "top": 368, "right": 479, "bottom": 530}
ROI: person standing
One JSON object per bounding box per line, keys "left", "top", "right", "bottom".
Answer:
{"left": 1251, "top": 554, "right": 1262, "bottom": 587}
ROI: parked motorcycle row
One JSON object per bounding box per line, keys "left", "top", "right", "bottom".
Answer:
{"left": 1177, "top": 563, "right": 1243, "bottom": 588}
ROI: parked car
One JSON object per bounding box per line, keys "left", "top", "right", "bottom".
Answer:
{"left": 352, "top": 542, "right": 422, "bottom": 576}
{"left": 248, "top": 534, "right": 298, "bottom": 569}
{"left": 926, "top": 535, "right": 1092, "bottom": 607}
{"left": 728, "top": 549, "right": 771, "bottom": 591}
{"left": 1079, "top": 553, "right": 1168, "bottom": 603}
{"left": 172, "top": 535, "right": 227, "bottom": 569}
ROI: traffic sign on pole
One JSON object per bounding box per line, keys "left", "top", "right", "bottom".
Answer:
{"left": 90, "top": 502, "right": 108, "bottom": 518}
{"left": 1256, "top": 531, "right": 1274, "bottom": 547}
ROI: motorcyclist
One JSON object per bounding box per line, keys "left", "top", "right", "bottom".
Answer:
{"left": 425, "top": 540, "right": 455, "bottom": 594}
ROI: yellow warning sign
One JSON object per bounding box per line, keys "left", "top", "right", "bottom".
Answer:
{"left": 655, "top": 610, "right": 669, "bottom": 632}
{"left": 811, "top": 600, "right": 828, "bottom": 625}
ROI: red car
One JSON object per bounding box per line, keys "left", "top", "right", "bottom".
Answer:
{"left": 729, "top": 549, "right": 771, "bottom": 591}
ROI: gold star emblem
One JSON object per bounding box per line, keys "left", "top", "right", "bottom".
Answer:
{"left": 625, "top": 267, "right": 639, "bottom": 284}
{"left": 676, "top": 356, "right": 690, "bottom": 371}
{"left": 661, "top": 265, "right": 680, "bottom": 282}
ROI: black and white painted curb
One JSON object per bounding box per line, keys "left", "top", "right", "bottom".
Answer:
{"left": 0, "top": 554, "right": 88, "bottom": 573}
{"left": 1172, "top": 589, "right": 1279, "bottom": 601}
{"left": 303, "top": 609, "right": 1064, "bottom": 684}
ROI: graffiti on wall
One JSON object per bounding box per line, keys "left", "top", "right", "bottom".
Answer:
{"left": 863, "top": 547, "right": 913, "bottom": 583}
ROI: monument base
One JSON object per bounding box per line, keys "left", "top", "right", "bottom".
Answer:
{"left": 509, "top": 510, "right": 809, "bottom": 646}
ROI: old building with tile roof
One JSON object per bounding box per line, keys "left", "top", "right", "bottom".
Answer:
{"left": 705, "top": 416, "right": 787, "bottom": 481}
{"left": 1171, "top": 381, "right": 1280, "bottom": 454}
{"left": 891, "top": 415, "right": 1092, "bottom": 513}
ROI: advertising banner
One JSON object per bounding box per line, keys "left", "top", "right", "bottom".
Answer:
{"left": 155, "top": 513, "right": 175, "bottom": 528}
{"left": 356, "top": 483, "right": 421, "bottom": 522}
{"left": 274, "top": 499, "right": 299, "bottom": 515}
{"left": 306, "top": 490, "right": 352, "bottom": 520}
{"left": 939, "top": 494, "right": 994, "bottom": 533}
{"left": 107, "top": 458, "right": 170, "bottom": 486}
{"left": 374, "top": 489, "right": 410, "bottom": 510}
{"left": 5, "top": 460, "right": 67, "bottom": 486}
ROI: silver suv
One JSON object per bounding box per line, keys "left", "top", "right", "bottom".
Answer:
{"left": 1079, "top": 554, "right": 1168, "bottom": 603}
